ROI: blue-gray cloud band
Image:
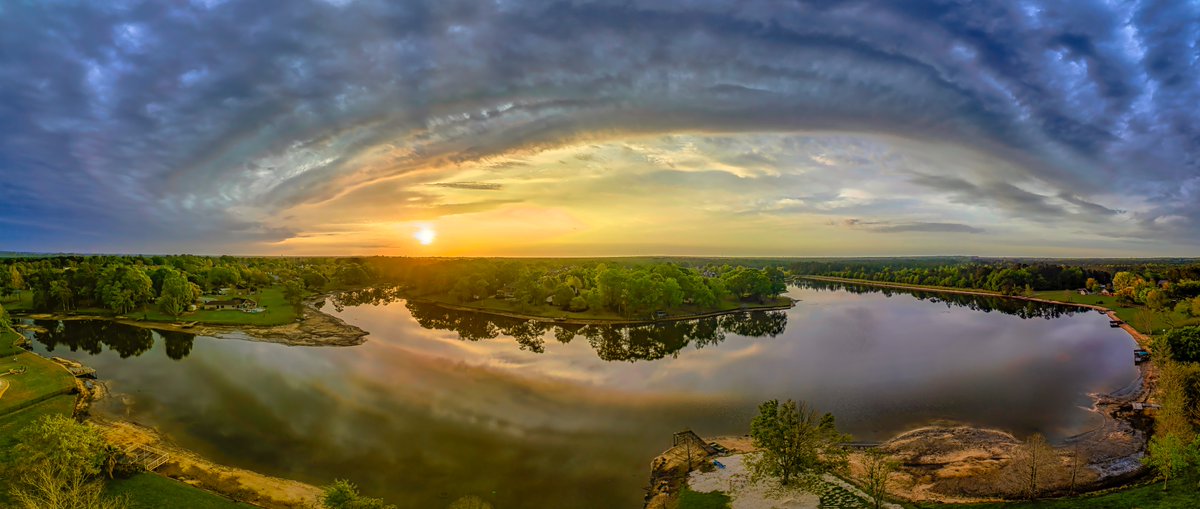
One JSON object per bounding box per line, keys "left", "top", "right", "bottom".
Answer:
{"left": 0, "top": 0, "right": 1197, "bottom": 251}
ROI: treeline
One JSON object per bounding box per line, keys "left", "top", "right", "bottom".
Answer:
{"left": 364, "top": 258, "right": 788, "bottom": 318}
{"left": 0, "top": 255, "right": 375, "bottom": 316}
{"left": 789, "top": 257, "right": 1200, "bottom": 319}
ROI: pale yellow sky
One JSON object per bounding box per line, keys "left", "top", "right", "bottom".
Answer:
{"left": 261, "top": 132, "right": 1150, "bottom": 257}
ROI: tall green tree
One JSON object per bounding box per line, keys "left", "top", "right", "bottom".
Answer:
{"left": 96, "top": 265, "right": 153, "bottom": 314}
{"left": 282, "top": 279, "right": 306, "bottom": 313}
{"left": 157, "top": 270, "right": 200, "bottom": 317}
{"left": 1143, "top": 434, "right": 1198, "bottom": 491}
{"left": 748, "top": 399, "right": 849, "bottom": 486}
{"left": 10, "top": 415, "right": 128, "bottom": 509}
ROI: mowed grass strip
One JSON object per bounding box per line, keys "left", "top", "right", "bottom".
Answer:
{"left": 105, "top": 473, "right": 253, "bottom": 509}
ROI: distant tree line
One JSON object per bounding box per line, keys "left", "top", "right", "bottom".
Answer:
{"left": 366, "top": 258, "right": 787, "bottom": 318}
{"left": 0, "top": 255, "right": 375, "bottom": 317}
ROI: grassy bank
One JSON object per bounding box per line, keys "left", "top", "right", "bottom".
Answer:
{"left": 1033, "top": 289, "right": 1200, "bottom": 333}
{"left": 0, "top": 352, "right": 76, "bottom": 417}
{"left": 0, "top": 321, "right": 248, "bottom": 508}
{"left": 931, "top": 477, "right": 1199, "bottom": 509}
{"left": 800, "top": 275, "right": 1188, "bottom": 336}
{"left": 105, "top": 473, "right": 250, "bottom": 509}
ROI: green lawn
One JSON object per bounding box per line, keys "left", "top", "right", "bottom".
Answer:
{"left": 1035, "top": 290, "right": 1200, "bottom": 334}
{"left": 678, "top": 487, "right": 732, "bottom": 509}
{"left": 0, "top": 352, "right": 76, "bottom": 416}
{"left": 105, "top": 473, "right": 252, "bottom": 509}
{"left": 1, "top": 326, "right": 24, "bottom": 357}
{"left": 934, "top": 477, "right": 1200, "bottom": 509}
{"left": 0, "top": 291, "right": 33, "bottom": 312}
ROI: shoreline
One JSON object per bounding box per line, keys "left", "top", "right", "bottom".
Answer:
{"left": 799, "top": 275, "right": 1151, "bottom": 344}
{"left": 407, "top": 297, "right": 797, "bottom": 326}
{"left": 12, "top": 295, "right": 369, "bottom": 347}
{"left": 646, "top": 276, "right": 1158, "bottom": 506}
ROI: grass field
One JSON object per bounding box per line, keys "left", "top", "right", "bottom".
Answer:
{"left": 1, "top": 325, "right": 24, "bottom": 357}
{"left": 0, "top": 352, "right": 76, "bottom": 416}
{"left": 105, "top": 473, "right": 252, "bottom": 509}
{"left": 677, "top": 487, "right": 732, "bottom": 509}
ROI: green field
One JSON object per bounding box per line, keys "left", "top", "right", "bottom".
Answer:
{"left": 0, "top": 352, "right": 77, "bottom": 416}
{"left": 1, "top": 325, "right": 24, "bottom": 357}
{"left": 105, "top": 473, "right": 251, "bottom": 509}
{"left": 677, "top": 487, "right": 732, "bottom": 509}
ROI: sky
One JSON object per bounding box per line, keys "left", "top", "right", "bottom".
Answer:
{"left": 0, "top": 0, "right": 1198, "bottom": 257}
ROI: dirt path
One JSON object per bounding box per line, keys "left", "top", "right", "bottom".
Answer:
{"left": 93, "top": 417, "right": 322, "bottom": 509}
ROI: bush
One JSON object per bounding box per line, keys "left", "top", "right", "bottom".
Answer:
{"left": 1161, "top": 327, "right": 1200, "bottom": 363}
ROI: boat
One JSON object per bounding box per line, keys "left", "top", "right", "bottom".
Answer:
{"left": 1134, "top": 349, "right": 1151, "bottom": 364}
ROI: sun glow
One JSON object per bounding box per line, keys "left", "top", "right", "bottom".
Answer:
{"left": 414, "top": 226, "right": 436, "bottom": 245}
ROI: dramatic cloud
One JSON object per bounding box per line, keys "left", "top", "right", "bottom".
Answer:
{"left": 0, "top": 0, "right": 1197, "bottom": 254}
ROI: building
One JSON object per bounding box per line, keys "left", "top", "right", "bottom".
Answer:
{"left": 201, "top": 297, "right": 258, "bottom": 311}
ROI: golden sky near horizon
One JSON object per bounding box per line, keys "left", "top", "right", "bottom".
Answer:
{"left": 259, "top": 132, "right": 1150, "bottom": 257}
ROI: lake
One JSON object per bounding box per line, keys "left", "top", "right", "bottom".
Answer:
{"left": 22, "top": 282, "right": 1139, "bottom": 509}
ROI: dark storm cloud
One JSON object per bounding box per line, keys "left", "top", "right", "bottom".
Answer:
{"left": 0, "top": 0, "right": 1197, "bottom": 251}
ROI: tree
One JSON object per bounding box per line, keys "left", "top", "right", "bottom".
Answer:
{"left": 205, "top": 266, "right": 241, "bottom": 290}
{"left": 50, "top": 280, "right": 74, "bottom": 311}
{"left": 1161, "top": 327, "right": 1200, "bottom": 363}
{"left": 157, "top": 270, "right": 200, "bottom": 318}
{"left": 320, "top": 479, "right": 395, "bottom": 509}
{"left": 1142, "top": 434, "right": 1197, "bottom": 491}
{"left": 282, "top": 279, "right": 306, "bottom": 313}
{"left": 9, "top": 265, "right": 25, "bottom": 296}
{"left": 861, "top": 448, "right": 896, "bottom": 509}
{"left": 1112, "top": 271, "right": 1141, "bottom": 293}
{"left": 748, "top": 399, "right": 849, "bottom": 486}
{"left": 1009, "top": 433, "right": 1058, "bottom": 500}
{"left": 552, "top": 284, "right": 575, "bottom": 309}
{"left": 10, "top": 415, "right": 128, "bottom": 509}
{"left": 1145, "top": 289, "right": 1168, "bottom": 311}
{"left": 96, "top": 265, "right": 153, "bottom": 314}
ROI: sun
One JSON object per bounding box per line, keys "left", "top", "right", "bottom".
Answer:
{"left": 414, "top": 226, "right": 436, "bottom": 245}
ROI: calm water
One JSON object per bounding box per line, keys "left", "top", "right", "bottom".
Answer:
{"left": 23, "top": 283, "right": 1138, "bottom": 509}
